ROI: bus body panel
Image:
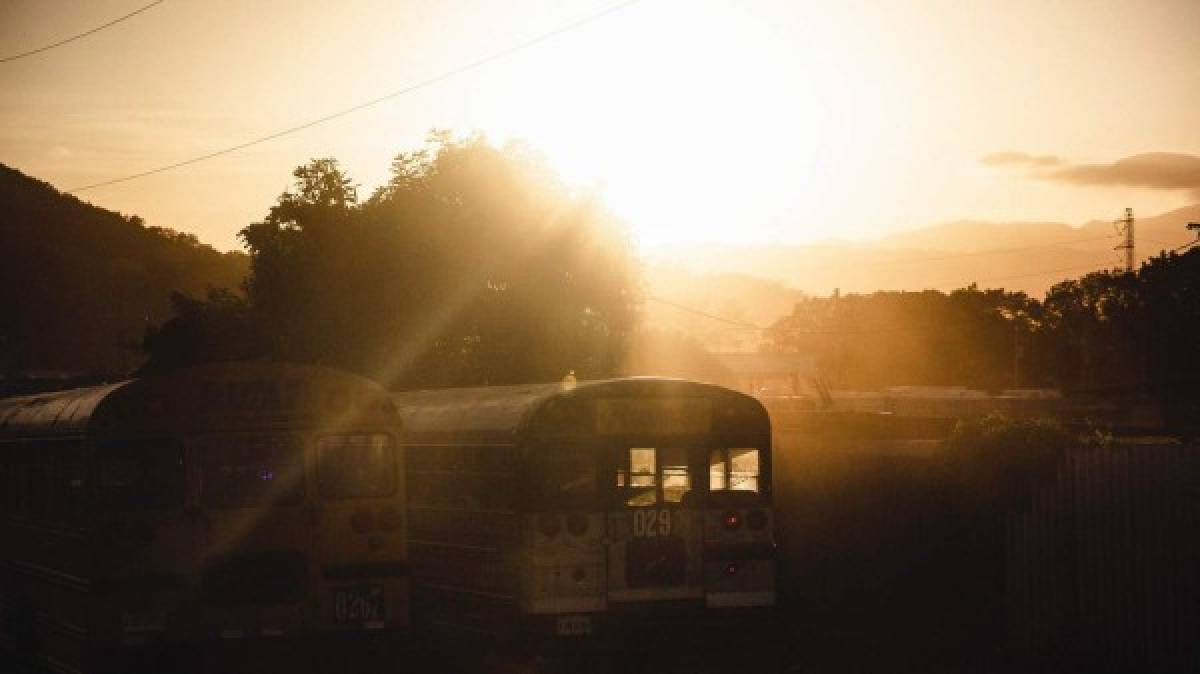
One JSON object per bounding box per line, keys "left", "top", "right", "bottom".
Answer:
{"left": 0, "top": 363, "right": 407, "bottom": 672}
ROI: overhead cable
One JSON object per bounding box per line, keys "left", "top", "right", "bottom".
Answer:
{"left": 66, "top": 0, "right": 642, "bottom": 194}
{"left": 1, "top": 1, "right": 167, "bottom": 64}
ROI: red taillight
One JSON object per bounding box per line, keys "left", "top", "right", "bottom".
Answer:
{"left": 378, "top": 507, "right": 403, "bottom": 531}
{"left": 747, "top": 508, "right": 768, "bottom": 531}
{"left": 722, "top": 511, "right": 742, "bottom": 530}
{"left": 538, "top": 514, "right": 562, "bottom": 538}
{"left": 351, "top": 508, "right": 375, "bottom": 533}
{"left": 566, "top": 513, "right": 589, "bottom": 536}
{"left": 724, "top": 562, "right": 739, "bottom": 576}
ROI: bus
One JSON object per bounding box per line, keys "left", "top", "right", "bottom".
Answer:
{"left": 0, "top": 363, "right": 407, "bottom": 673}
{"left": 393, "top": 377, "right": 775, "bottom": 647}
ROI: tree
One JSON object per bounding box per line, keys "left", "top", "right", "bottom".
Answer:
{"left": 362, "top": 134, "right": 639, "bottom": 387}
{"left": 144, "top": 134, "right": 641, "bottom": 388}
{"left": 762, "top": 286, "right": 1037, "bottom": 390}
{"left": 140, "top": 289, "right": 260, "bottom": 373}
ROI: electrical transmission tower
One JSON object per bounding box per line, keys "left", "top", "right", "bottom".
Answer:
{"left": 1114, "top": 207, "right": 1135, "bottom": 272}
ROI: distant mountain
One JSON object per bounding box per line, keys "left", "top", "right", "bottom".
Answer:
{"left": 646, "top": 204, "right": 1200, "bottom": 298}
{"left": 642, "top": 265, "right": 807, "bottom": 350}
{"left": 0, "top": 164, "right": 249, "bottom": 378}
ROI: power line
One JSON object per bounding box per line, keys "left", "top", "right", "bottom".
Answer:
{"left": 646, "top": 295, "right": 765, "bottom": 331}
{"left": 65, "top": 0, "right": 642, "bottom": 194}
{"left": 1, "top": 1, "right": 166, "bottom": 64}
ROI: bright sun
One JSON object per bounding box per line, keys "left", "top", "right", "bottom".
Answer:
{"left": 470, "top": 1, "right": 864, "bottom": 249}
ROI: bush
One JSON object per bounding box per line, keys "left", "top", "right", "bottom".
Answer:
{"left": 945, "top": 413, "right": 1073, "bottom": 506}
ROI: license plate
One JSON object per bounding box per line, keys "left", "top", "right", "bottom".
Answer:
{"left": 123, "top": 608, "right": 166, "bottom": 633}
{"left": 555, "top": 615, "right": 592, "bottom": 636}
{"left": 333, "top": 585, "right": 385, "bottom": 624}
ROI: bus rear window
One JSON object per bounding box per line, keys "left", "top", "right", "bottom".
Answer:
{"left": 98, "top": 440, "right": 185, "bottom": 510}
{"left": 709, "top": 448, "right": 761, "bottom": 494}
{"left": 317, "top": 434, "right": 396, "bottom": 498}
{"left": 531, "top": 450, "right": 596, "bottom": 509}
{"left": 616, "top": 447, "right": 693, "bottom": 506}
{"left": 200, "top": 435, "right": 304, "bottom": 508}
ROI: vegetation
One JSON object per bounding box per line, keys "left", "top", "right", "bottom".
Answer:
{"left": 945, "top": 414, "right": 1074, "bottom": 505}
{"left": 764, "top": 250, "right": 1200, "bottom": 427}
{"left": 143, "top": 134, "right": 640, "bottom": 388}
{"left": 5, "top": 139, "right": 1197, "bottom": 405}
{"left": 0, "top": 164, "right": 248, "bottom": 381}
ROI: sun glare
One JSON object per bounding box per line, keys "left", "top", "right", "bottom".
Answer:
{"left": 472, "top": 2, "right": 864, "bottom": 249}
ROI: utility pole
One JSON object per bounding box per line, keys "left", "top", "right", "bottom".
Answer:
{"left": 1114, "top": 207, "right": 1135, "bottom": 272}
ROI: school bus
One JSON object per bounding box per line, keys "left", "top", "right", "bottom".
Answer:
{"left": 393, "top": 377, "right": 775, "bottom": 647}
{"left": 0, "top": 363, "right": 407, "bottom": 673}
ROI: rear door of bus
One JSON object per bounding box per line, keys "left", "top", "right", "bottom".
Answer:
{"left": 192, "top": 433, "right": 309, "bottom": 639}
{"left": 310, "top": 432, "right": 405, "bottom": 632}
{"left": 607, "top": 445, "right": 704, "bottom": 603}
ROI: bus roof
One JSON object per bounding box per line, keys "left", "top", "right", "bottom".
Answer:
{"left": 0, "top": 382, "right": 129, "bottom": 437}
{"left": 0, "top": 362, "right": 396, "bottom": 441}
{"left": 391, "top": 377, "right": 767, "bottom": 446}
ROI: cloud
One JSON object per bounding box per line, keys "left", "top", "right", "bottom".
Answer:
{"left": 1045, "top": 152, "right": 1200, "bottom": 191}
{"left": 983, "top": 151, "right": 1200, "bottom": 197}
{"left": 980, "top": 151, "right": 1064, "bottom": 167}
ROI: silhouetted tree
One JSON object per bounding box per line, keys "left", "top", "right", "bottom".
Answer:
{"left": 140, "top": 289, "right": 262, "bottom": 373}
{"left": 144, "top": 134, "right": 640, "bottom": 388}
{"left": 763, "top": 248, "right": 1200, "bottom": 431}
{"left": 763, "top": 286, "right": 1040, "bottom": 390}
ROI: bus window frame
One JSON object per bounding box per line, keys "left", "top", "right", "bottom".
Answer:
{"left": 707, "top": 445, "right": 770, "bottom": 503}
{"left": 315, "top": 431, "right": 398, "bottom": 500}
{"left": 521, "top": 442, "right": 599, "bottom": 512}
{"left": 611, "top": 444, "right": 703, "bottom": 509}
{"left": 94, "top": 436, "right": 187, "bottom": 511}
{"left": 195, "top": 432, "right": 306, "bottom": 509}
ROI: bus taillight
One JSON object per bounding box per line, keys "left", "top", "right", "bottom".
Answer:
{"left": 722, "top": 511, "right": 742, "bottom": 530}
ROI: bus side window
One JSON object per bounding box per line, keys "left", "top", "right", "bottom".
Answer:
{"left": 30, "top": 450, "right": 50, "bottom": 521}
{"left": 99, "top": 440, "right": 186, "bottom": 510}
{"left": 0, "top": 455, "right": 9, "bottom": 515}
{"left": 63, "top": 444, "right": 87, "bottom": 526}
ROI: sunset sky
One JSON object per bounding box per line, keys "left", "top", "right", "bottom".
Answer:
{"left": 2, "top": 0, "right": 1198, "bottom": 251}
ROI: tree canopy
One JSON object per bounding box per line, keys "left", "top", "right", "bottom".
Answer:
{"left": 144, "top": 134, "right": 640, "bottom": 388}
{"left": 765, "top": 248, "right": 1200, "bottom": 428}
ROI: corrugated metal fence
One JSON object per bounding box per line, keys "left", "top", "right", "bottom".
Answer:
{"left": 1006, "top": 442, "right": 1200, "bottom": 665}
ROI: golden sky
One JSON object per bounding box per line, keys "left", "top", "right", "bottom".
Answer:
{"left": 2, "top": 0, "right": 1199, "bottom": 251}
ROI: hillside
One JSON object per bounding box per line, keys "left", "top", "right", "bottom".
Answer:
{"left": 647, "top": 203, "right": 1200, "bottom": 297}
{"left": 0, "top": 164, "right": 249, "bottom": 378}
{"left": 641, "top": 265, "right": 806, "bottom": 351}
